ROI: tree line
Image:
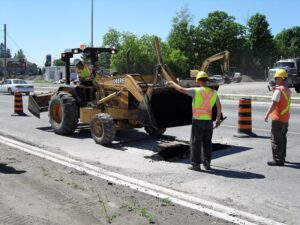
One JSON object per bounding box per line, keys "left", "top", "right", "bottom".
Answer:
{"left": 0, "top": 43, "right": 27, "bottom": 62}
{"left": 100, "top": 9, "right": 300, "bottom": 80}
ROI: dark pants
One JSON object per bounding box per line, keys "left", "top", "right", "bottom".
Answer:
{"left": 190, "top": 120, "right": 213, "bottom": 165}
{"left": 271, "top": 120, "right": 288, "bottom": 163}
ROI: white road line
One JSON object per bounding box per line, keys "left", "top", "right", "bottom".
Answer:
{"left": 0, "top": 135, "right": 285, "bottom": 225}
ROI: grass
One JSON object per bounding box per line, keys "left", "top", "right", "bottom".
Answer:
{"left": 160, "top": 197, "right": 174, "bottom": 207}
{"left": 121, "top": 203, "right": 135, "bottom": 212}
{"left": 120, "top": 203, "right": 156, "bottom": 224}
{"left": 139, "top": 208, "right": 155, "bottom": 224}
{"left": 98, "top": 194, "right": 116, "bottom": 224}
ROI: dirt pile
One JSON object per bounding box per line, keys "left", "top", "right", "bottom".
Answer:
{"left": 240, "top": 75, "right": 255, "bottom": 82}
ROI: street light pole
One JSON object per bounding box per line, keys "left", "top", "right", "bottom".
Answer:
{"left": 91, "top": 0, "right": 94, "bottom": 47}
{"left": 4, "top": 24, "right": 7, "bottom": 78}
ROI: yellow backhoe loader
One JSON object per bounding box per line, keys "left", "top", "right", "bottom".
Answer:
{"left": 28, "top": 37, "right": 222, "bottom": 145}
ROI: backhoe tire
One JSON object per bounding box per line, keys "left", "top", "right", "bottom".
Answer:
{"left": 90, "top": 113, "right": 116, "bottom": 145}
{"left": 48, "top": 91, "right": 78, "bottom": 135}
{"left": 144, "top": 126, "right": 166, "bottom": 137}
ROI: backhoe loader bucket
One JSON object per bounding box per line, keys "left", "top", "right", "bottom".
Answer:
{"left": 150, "top": 87, "right": 192, "bottom": 128}
{"left": 28, "top": 93, "right": 52, "bottom": 118}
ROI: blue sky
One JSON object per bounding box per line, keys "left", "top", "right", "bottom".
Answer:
{"left": 1, "top": 0, "right": 299, "bottom": 67}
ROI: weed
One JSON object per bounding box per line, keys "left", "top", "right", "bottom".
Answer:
{"left": 98, "top": 194, "right": 116, "bottom": 223}
{"left": 121, "top": 203, "right": 135, "bottom": 212}
{"left": 139, "top": 208, "right": 155, "bottom": 224}
{"left": 161, "top": 198, "right": 173, "bottom": 206}
{"left": 121, "top": 203, "right": 156, "bottom": 224}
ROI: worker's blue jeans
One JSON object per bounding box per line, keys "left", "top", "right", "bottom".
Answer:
{"left": 190, "top": 120, "right": 213, "bottom": 165}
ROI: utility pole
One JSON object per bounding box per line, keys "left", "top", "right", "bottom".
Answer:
{"left": 4, "top": 24, "right": 7, "bottom": 78}
{"left": 91, "top": 0, "right": 94, "bottom": 47}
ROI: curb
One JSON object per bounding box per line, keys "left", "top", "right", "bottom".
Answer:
{"left": 33, "top": 87, "right": 300, "bottom": 104}
{"left": 219, "top": 94, "right": 300, "bottom": 104}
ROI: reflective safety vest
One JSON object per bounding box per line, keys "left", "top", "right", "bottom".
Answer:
{"left": 80, "top": 66, "right": 90, "bottom": 79}
{"left": 192, "top": 87, "right": 218, "bottom": 120}
{"left": 271, "top": 86, "right": 291, "bottom": 123}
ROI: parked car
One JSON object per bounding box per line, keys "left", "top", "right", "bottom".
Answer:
{"left": 0, "top": 79, "right": 34, "bottom": 95}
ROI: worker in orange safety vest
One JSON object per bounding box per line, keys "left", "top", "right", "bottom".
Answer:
{"left": 167, "top": 71, "right": 222, "bottom": 171}
{"left": 265, "top": 69, "right": 291, "bottom": 166}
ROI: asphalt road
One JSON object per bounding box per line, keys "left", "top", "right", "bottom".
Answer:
{"left": 0, "top": 89, "right": 300, "bottom": 225}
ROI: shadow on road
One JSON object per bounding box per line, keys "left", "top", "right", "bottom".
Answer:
{"left": 205, "top": 167, "right": 265, "bottom": 179}
{"left": 213, "top": 145, "right": 252, "bottom": 160}
{"left": 284, "top": 161, "right": 300, "bottom": 169}
{"left": 0, "top": 163, "right": 26, "bottom": 174}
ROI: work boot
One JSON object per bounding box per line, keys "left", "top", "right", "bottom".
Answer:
{"left": 267, "top": 160, "right": 284, "bottom": 166}
{"left": 203, "top": 160, "right": 211, "bottom": 170}
{"left": 188, "top": 164, "right": 201, "bottom": 171}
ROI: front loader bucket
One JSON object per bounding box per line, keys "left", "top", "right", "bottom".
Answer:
{"left": 28, "top": 93, "right": 53, "bottom": 118}
{"left": 150, "top": 88, "right": 192, "bottom": 128}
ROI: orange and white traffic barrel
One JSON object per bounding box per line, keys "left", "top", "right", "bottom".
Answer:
{"left": 11, "top": 91, "right": 26, "bottom": 116}
{"left": 233, "top": 98, "right": 256, "bottom": 137}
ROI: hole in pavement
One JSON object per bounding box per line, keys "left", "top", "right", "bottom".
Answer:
{"left": 148, "top": 143, "right": 230, "bottom": 162}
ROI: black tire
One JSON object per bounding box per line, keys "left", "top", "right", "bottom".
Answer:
{"left": 8, "top": 88, "right": 13, "bottom": 95}
{"left": 144, "top": 126, "right": 166, "bottom": 137}
{"left": 90, "top": 113, "right": 116, "bottom": 145}
{"left": 48, "top": 91, "right": 78, "bottom": 135}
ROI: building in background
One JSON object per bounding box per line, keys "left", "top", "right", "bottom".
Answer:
{"left": 43, "top": 66, "right": 77, "bottom": 82}
{"left": 0, "top": 58, "right": 38, "bottom": 76}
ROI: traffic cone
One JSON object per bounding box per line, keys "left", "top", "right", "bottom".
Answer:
{"left": 233, "top": 98, "right": 256, "bottom": 138}
{"left": 11, "top": 91, "right": 27, "bottom": 116}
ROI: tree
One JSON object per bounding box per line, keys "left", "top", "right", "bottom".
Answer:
{"left": 102, "top": 28, "right": 122, "bottom": 49}
{"left": 196, "top": 11, "right": 246, "bottom": 73}
{"left": 15, "top": 49, "right": 26, "bottom": 61}
{"left": 53, "top": 59, "right": 65, "bottom": 66}
{"left": 102, "top": 26, "right": 191, "bottom": 77}
{"left": 100, "top": 28, "right": 122, "bottom": 68}
{"left": 246, "top": 13, "right": 275, "bottom": 78}
{"left": 162, "top": 44, "right": 189, "bottom": 78}
{"left": 0, "top": 43, "right": 12, "bottom": 58}
{"left": 275, "top": 26, "right": 300, "bottom": 58}
{"left": 109, "top": 33, "right": 157, "bottom": 75}
{"left": 168, "top": 7, "right": 197, "bottom": 73}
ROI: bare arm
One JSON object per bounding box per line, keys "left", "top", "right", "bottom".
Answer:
{"left": 167, "top": 81, "right": 188, "bottom": 95}
{"left": 265, "top": 101, "right": 278, "bottom": 122}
